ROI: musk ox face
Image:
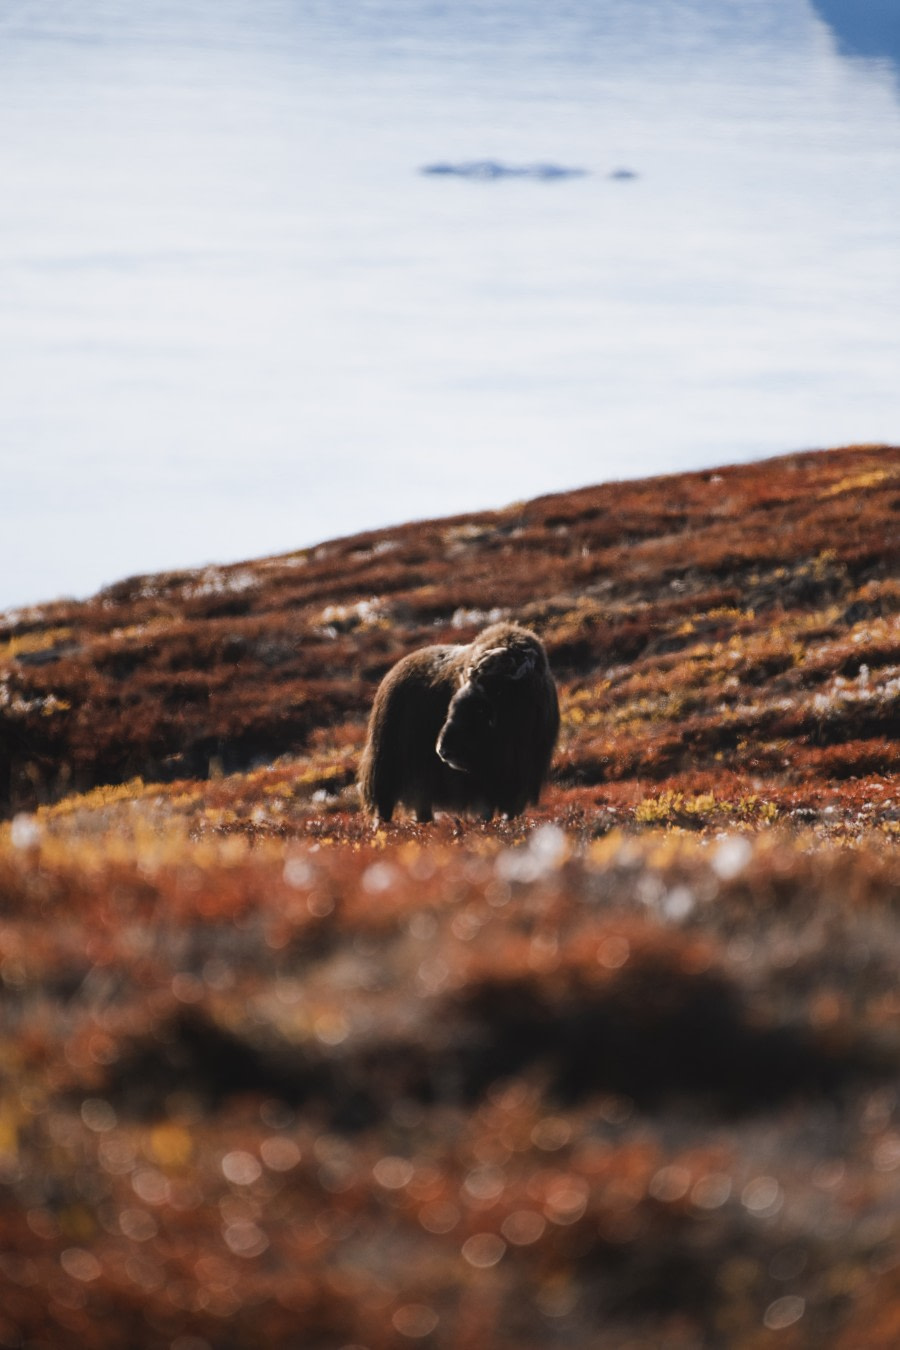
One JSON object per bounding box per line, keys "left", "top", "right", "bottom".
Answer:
{"left": 357, "top": 621, "right": 559, "bottom": 823}
{"left": 436, "top": 636, "right": 538, "bottom": 774}
{"left": 435, "top": 683, "right": 496, "bottom": 774}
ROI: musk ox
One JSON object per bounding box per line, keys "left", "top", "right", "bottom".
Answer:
{"left": 358, "top": 622, "right": 559, "bottom": 823}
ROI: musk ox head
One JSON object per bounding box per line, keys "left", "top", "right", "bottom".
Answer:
{"left": 435, "top": 682, "right": 496, "bottom": 773}
{"left": 435, "top": 637, "right": 538, "bottom": 774}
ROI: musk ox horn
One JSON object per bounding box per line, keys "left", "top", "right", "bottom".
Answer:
{"left": 469, "top": 644, "right": 536, "bottom": 682}
{"left": 357, "top": 621, "right": 559, "bottom": 824}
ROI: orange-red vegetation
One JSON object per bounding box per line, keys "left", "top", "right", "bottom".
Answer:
{"left": 2, "top": 443, "right": 898, "bottom": 825}
{"left": 0, "top": 444, "right": 899, "bottom": 1348}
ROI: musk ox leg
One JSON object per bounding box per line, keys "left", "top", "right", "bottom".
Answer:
{"left": 414, "top": 801, "right": 434, "bottom": 824}
{"left": 369, "top": 783, "right": 396, "bottom": 823}
{"left": 364, "top": 759, "right": 398, "bottom": 823}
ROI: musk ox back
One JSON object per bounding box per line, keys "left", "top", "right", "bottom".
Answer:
{"left": 358, "top": 622, "right": 559, "bottom": 822}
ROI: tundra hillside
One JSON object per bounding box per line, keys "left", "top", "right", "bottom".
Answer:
{"left": 0, "top": 444, "right": 899, "bottom": 1349}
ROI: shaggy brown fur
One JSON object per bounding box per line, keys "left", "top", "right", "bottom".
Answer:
{"left": 358, "top": 622, "right": 559, "bottom": 822}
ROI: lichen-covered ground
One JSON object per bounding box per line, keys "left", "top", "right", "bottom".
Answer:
{"left": 1, "top": 444, "right": 899, "bottom": 1348}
